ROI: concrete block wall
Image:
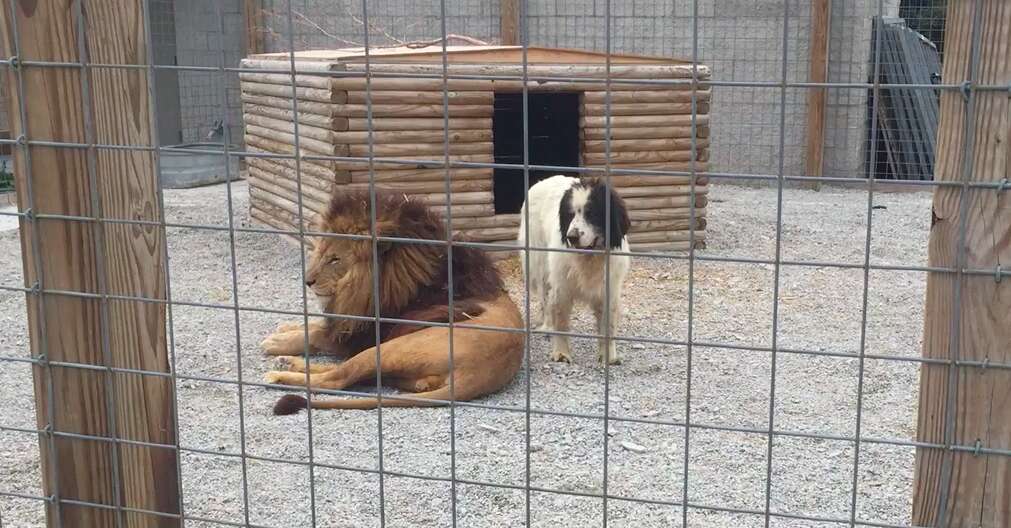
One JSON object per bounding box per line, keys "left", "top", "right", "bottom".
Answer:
{"left": 257, "top": 0, "right": 901, "bottom": 179}
{"left": 261, "top": 0, "right": 499, "bottom": 51}
{"left": 174, "top": 0, "right": 246, "bottom": 144}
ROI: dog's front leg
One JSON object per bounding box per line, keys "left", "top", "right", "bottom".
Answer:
{"left": 547, "top": 288, "right": 573, "bottom": 363}
{"left": 594, "top": 298, "right": 622, "bottom": 365}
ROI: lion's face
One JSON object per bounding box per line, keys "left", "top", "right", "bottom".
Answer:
{"left": 304, "top": 235, "right": 361, "bottom": 310}
{"left": 304, "top": 192, "right": 450, "bottom": 344}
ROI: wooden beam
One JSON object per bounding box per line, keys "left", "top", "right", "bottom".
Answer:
{"left": 500, "top": 0, "right": 520, "bottom": 46}
{"left": 804, "top": 0, "right": 830, "bottom": 181}
{"left": 244, "top": 0, "right": 264, "bottom": 55}
{"left": 912, "top": 1, "right": 1011, "bottom": 527}
{"left": 1, "top": 2, "right": 178, "bottom": 527}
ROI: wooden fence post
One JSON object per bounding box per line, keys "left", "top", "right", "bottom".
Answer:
{"left": 804, "top": 0, "right": 830, "bottom": 184}
{"left": 244, "top": 0, "right": 265, "bottom": 55}
{"left": 912, "top": 1, "right": 1010, "bottom": 527}
{"left": 1, "top": 2, "right": 179, "bottom": 527}
{"left": 500, "top": 0, "right": 520, "bottom": 46}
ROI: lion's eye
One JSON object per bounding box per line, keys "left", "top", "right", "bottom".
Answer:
{"left": 329, "top": 256, "right": 341, "bottom": 264}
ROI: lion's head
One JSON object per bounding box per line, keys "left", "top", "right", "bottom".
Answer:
{"left": 306, "top": 190, "right": 503, "bottom": 348}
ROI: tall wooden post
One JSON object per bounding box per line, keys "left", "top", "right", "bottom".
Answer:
{"left": 244, "top": 0, "right": 264, "bottom": 55}
{"left": 2, "top": 2, "right": 179, "bottom": 527}
{"left": 804, "top": 0, "right": 830, "bottom": 182}
{"left": 912, "top": 1, "right": 1010, "bottom": 527}
{"left": 500, "top": 0, "right": 520, "bottom": 46}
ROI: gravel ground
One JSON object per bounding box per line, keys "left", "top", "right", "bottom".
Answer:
{"left": 0, "top": 180, "right": 932, "bottom": 528}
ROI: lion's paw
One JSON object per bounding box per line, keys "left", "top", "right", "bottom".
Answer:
{"left": 276, "top": 355, "right": 307, "bottom": 372}
{"left": 260, "top": 333, "right": 296, "bottom": 356}
{"left": 275, "top": 321, "right": 302, "bottom": 333}
{"left": 263, "top": 371, "right": 285, "bottom": 385}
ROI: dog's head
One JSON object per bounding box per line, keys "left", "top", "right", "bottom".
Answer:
{"left": 558, "top": 178, "right": 631, "bottom": 250}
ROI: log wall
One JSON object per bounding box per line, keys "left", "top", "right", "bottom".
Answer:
{"left": 240, "top": 57, "right": 710, "bottom": 251}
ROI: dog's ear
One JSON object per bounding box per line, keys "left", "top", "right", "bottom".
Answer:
{"left": 611, "top": 189, "right": 631, "bottom": 237}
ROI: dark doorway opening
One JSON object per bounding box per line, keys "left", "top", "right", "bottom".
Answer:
{"left": 492, "top": 92, "right": 580, "bottom": 214}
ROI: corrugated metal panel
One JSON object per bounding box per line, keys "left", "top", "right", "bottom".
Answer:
{"left": 866, "top": 17, "right": 942, "bottom": 180}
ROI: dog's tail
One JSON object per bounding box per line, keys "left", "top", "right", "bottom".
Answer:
{"left": 273, "top": 386, "right": 453, "bottom": 414}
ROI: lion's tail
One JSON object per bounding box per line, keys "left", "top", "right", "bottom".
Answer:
{"left": 273, "top": 386, "right": 453, "bottom": 414}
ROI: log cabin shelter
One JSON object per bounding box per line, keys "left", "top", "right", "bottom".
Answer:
{"left": 239, "top": 45, "right": 711, "bottom": 252}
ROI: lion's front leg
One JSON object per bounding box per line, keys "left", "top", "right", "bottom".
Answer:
{"left": 263, "top": 368, "right": 340, "bottom": 388}
{"left": 276, "top": 355, "right": 335, "bottom": 373}
{"left": 260, "top": 319, "right": 328, "bottom": 356}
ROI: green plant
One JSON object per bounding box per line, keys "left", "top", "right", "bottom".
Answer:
{"left": 0, "top": 167, "right": 12, "bottom": 192}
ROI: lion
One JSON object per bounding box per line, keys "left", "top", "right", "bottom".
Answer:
{"left": 260, "top": 189, "right": 525, "bottom": 414}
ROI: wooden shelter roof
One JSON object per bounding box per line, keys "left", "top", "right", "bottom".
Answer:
{"left": 250, "top": 45, "right": 694, "bottom": 65}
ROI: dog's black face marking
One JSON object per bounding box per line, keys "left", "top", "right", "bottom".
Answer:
{"left": 582, "top": 180, "right": 630, "bottom": 249}
{"left": 558, "top": 187, "right": 575, "bottom": 247}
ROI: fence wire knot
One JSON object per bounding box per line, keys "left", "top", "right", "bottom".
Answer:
{"left": 15, "top": 134, "right": 27, "bottom": 147}
{"left": 973, "top": 439, "right": 983, "bottom": 456}
{"left": 7, "top": 55, "right": 19, "bottom": 70}
{"left": 960, "top": 81, "right": 973, "bottom": 102}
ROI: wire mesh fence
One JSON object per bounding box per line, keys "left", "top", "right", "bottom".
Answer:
{"left": 0, "top": 0, "right": 1008, "bottom": 527}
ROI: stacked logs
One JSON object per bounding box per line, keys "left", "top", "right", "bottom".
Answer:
{"left": 239, "top": 55, "right": 709, "bottom": 252}
{"left": 239, "top": 58, "right": 501, "bottom": 241}
{"left": 240, "top": 59, "right": 343, "bottom": 235}
{"left": 580, "top": 87, "right": 710, "bottom": 252}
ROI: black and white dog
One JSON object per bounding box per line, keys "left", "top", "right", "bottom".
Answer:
{"left": 518, "top": 175, "right": 631, "bottom": 364}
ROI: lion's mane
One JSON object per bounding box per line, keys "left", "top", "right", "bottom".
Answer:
{"left": 316, "top": 190, "right": 505, "bottom": 355}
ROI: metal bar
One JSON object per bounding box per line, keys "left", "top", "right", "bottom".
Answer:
{"left": 435, "top": 1, "right": 458, "bottom": 526}
{"left": 215, "top": 2, "right": 253, "bottom": 527}
{"left": 1, "top": 135, "right": 1009, "bottom": 190}
{"left": 763, "top": 2, "right": 792, "bottom": 526}
{"left": 519, "top": 1, "right": 533, "bottom": 525}
{"left": 682, "top": 0, "right": 703, "bottom": 523}
{"left": 5, "top": 411, "right": 1011, "bottom": 467}
{"left": 358, "top": 4, "right": 388, "bottom": 525}
{"left": 602, "top": 0, "right": 614, "bottom": 524}
{"left": 138, "top": 0, "right": 188, "bottom": 523}
{"left": 4, "top": 0, "right": 64, "bottom": 525}
{"left": 1, "top": 207, "right": 1009, "bottom": 277}
{"left": 281, "top": 0, "right": 320, "bottom": 525}
{"left": 5, "top": 56, "right": 1011, "bottom": 93}
{"left": 5, "top": 283, "right": 1011, "bottom": 372}
{"left": 0, "top": 471, "right": 948, "bottom": 528}
{"left": 850, "top": 1, "right": 888, "bottom": 525}
{"left": 936, "top": 1, "right": 987, "bottom": 524}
